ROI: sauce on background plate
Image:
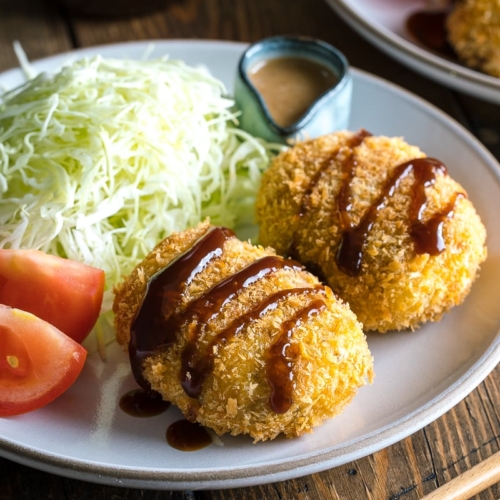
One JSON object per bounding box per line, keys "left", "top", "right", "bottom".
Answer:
{"left": 406, "top": 8, "right": 456, "bottom": 60}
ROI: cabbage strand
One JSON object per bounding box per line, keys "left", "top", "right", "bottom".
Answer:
{"left": 0, "top": 55, "right": 279, "bottom": 311}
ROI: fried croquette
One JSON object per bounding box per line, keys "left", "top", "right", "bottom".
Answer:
{"left": 113, "top": 221, "right": 373, "bottom": 442}
{"left": 255, "top": 130, "right": 487, "bottom": 333}
{"left": 447, "top": 0, "right": 500, "bottom": 77}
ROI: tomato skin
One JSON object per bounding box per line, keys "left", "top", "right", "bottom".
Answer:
{"left": 0, "top": 249, "right": 104, "bottom": 343}
{"left": 0, "top": 305, "right": 87, "bottom": 416}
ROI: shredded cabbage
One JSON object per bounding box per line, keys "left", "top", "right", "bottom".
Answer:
{"left": 0, "top": 55, "right": 280, "bottom": 312}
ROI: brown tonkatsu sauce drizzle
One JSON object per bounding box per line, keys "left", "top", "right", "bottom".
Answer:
{"left": 130, "top": 226, "right": 235, "bottom": 390}
{"left": 337, "top": 129, "right": 373, "bottom": 229}
{"left": 411, "top": 191, "right": 465, "bottom": 255}
{"left": 299, "top": 129, "right": 372, "bottom": 218}
{"left": 166, "top": 419, "right": 212, "bottom": 451}
{"left": 336, "top": 157, "right": 465, "bottom": 277}
{"left": 178, "top": 255, "right": 304, "bottom": 398}
{"left": 267, "top": 298, "right": 326, "bottom": 414}
{"left": 119, "top": 388, "right": 170, "bottom": 417}
{"left": 181, "top": 284, "right": 324, "bottom": 399}
{"left": 131, "top": 224, "right": 326, "bottom": 414}
{"left": 289, "top": 129, "right": 372, "bottom": 262}
{"left": 293, "top": 132, "right": 463, "bottom": 278}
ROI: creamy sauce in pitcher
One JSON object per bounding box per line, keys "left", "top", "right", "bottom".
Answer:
{"left": 249, "top": 56, "right": 338, "bottom": 128}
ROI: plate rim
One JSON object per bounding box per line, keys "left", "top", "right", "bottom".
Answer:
{"left": 1, "top": 39, "right": 500, "bottom": 490}
{"left": 1, "top": 335, "right": 499, "bottom": 489}
{"left": 325, "top": 0, "right": 500, "bottom": 100}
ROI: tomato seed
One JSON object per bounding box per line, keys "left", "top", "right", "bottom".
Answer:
{"left": 7, "top": 355, "right": 19, "bottom": 368}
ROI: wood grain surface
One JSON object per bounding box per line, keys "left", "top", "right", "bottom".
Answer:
{"left": 0, "top": 0, "right": 499, "bottom": 499}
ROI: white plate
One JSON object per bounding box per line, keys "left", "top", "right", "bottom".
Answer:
{"left": 326, "top": 0, "right": 500, "bottom": 104}
{"left": 1, "top": 40, "right": 500, "bottom": 490}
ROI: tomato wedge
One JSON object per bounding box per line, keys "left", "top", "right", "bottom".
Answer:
{"left": 0, "top": 306, "right": 87, "bottom": 416}
{"left": 0, "top": 249, "right": 104, "bottom": 343}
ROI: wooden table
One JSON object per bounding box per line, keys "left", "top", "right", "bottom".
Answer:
{"left": 0, "top": 1, "right": 499, "bottom": 499}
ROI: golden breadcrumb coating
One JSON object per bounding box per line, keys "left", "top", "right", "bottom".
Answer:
{"left": 447, "top": 0, "right": 500, "bottom": 77}
{"left": 113, "top": 221, "right": 373, "bottom": 442}
{"left": 114, "top": 221, "right": 213, "bottom": 347}
{"left": 255, "top": 131, "right": 487, "bottom": 332}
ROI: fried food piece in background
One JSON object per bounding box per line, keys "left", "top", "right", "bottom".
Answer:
{"left": 255, "top": 131, "right": 487, "bottom": 333}
{"left": 447, "top": 0, "right": 500, "bottom": 77}
{"left": 113, "top": 221, "right": 373, "bottom": 442}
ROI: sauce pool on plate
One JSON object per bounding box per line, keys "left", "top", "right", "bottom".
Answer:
{"left": 248, "top": 56, "right": 338, "bottom": 128}
{"left": 166, "top": 419, "right": 213, "bottom": 451}
{"left": 119, "top": 388, "right": 170, "bottom": 417}
{"left": 119, "top": 389, "right": 213, "bottom": 451}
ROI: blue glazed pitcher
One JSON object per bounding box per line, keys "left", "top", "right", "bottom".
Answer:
{"left": 234, "top": 36, "right": 352, "bottom": 144}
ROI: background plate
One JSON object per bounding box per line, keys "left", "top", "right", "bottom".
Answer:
{"left": 326, "top": 0, "right": 500, "bottom": 104}
{"left": 1, "top": 40, "right": 500, "bottom": 490}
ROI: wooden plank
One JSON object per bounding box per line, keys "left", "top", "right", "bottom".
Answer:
{"left": 421, "top": 451, "right": 500, "bottom": 499}
{"left": 422, "top": 366, "right": 500, "bottom": 500}
{"left": 0, "top": 0, "right": 72, "bottom": 72}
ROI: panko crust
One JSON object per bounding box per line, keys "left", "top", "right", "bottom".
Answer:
{"left": 113, "top": 222, "right": 373, "bottom": 442}
{"left": 113, "top": 220, "right": 213, "bottom": 347}
{"left": 447, "top": 0, "right": 500, "bottom": 77}
{"left": 255, "top": 131, "right": 487, "bottom": 332}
